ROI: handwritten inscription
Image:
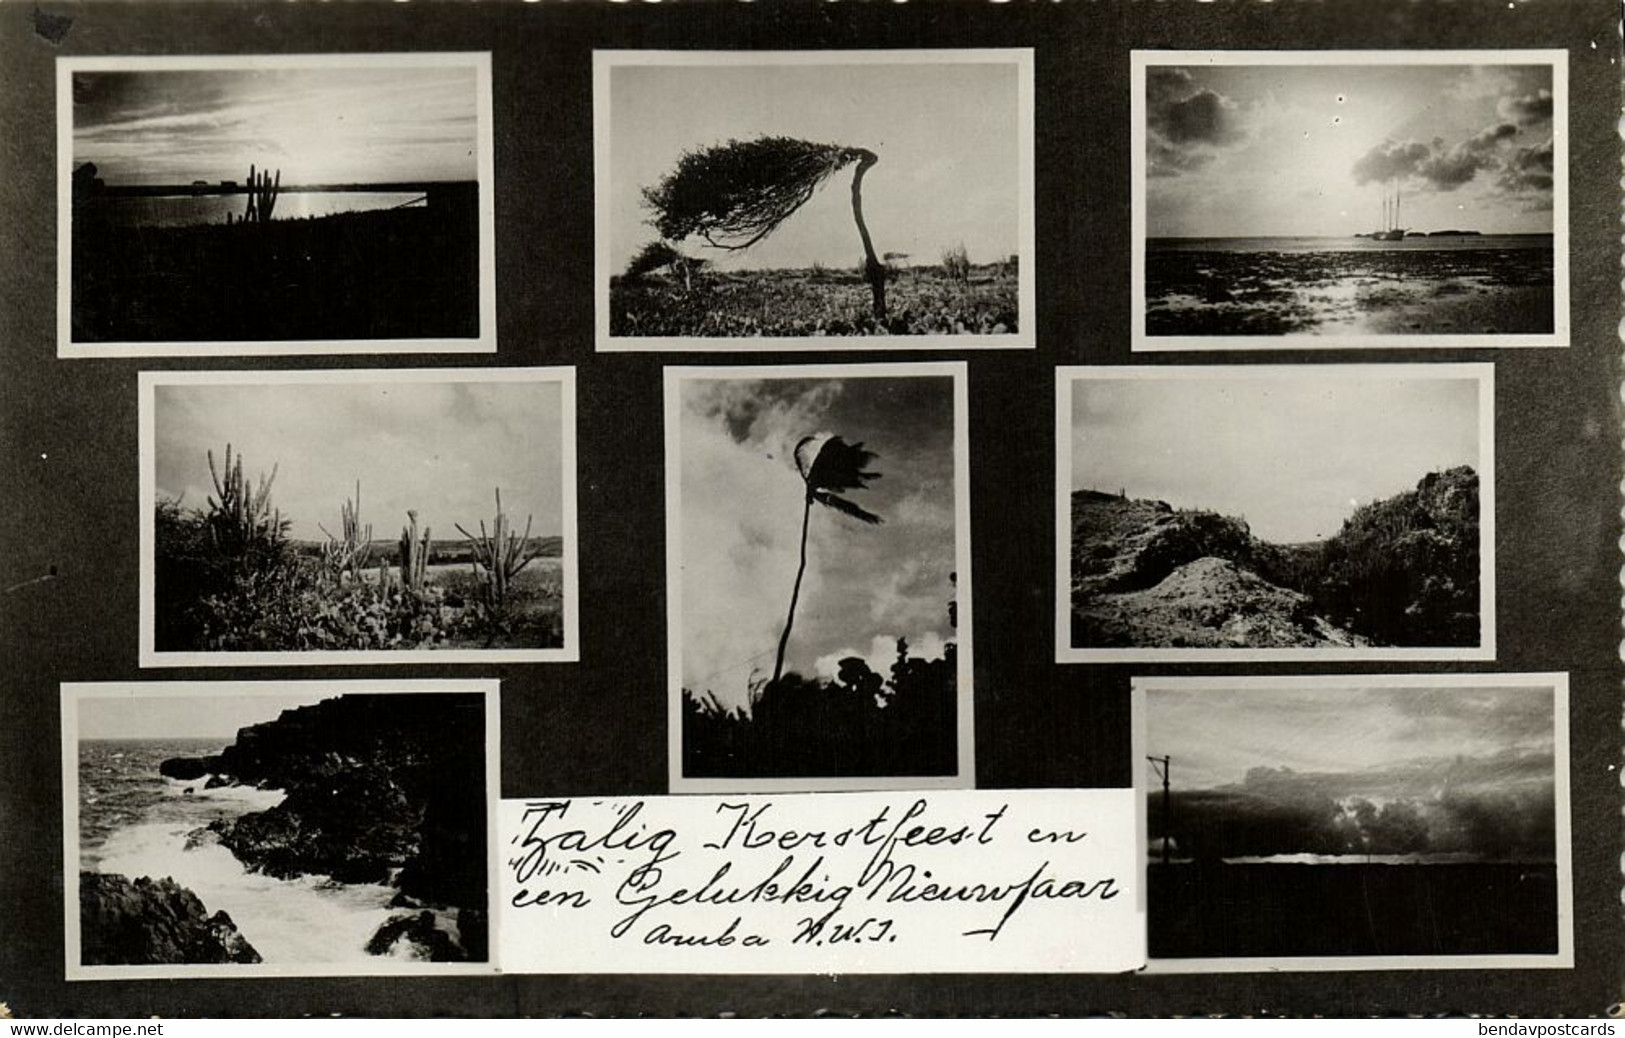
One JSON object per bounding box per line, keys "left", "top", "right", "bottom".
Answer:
{"left": 499, "top": 789, "right": 1141, "bottom": 974}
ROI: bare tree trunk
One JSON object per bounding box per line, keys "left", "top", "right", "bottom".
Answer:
{"left": 850, "top": 151, "right": 886, "bottom": 323}
{"left": 772, "top": 492, "right": 814, "bottom": 686}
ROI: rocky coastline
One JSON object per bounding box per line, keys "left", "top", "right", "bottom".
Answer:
{"left": 85, "top": 692, "right": 488, "bottom": 964}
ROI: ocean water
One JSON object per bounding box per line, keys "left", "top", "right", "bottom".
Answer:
{"left": 91, "top": 192, "right": 424, "bottom": 230}
{"left": 80, "top": 739, "right": 403, "bottom": 964}
{"left": 1148, "top": 234, "right": 1553, "bottom": 254}
{"left": 1143, "top": 236, "right": 1554, "bottom": 335}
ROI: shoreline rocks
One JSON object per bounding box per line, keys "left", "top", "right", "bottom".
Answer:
{"left": 80, "top": 871, "right": 261, "bottom": 966}
{"left": 164, "top": 691, "right": 488, "bottom": 962}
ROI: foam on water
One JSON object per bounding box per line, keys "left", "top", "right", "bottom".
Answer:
{"left": 94, "top": 803, "right": 398, "bottom": 964}
{"left": 157, "top": 775, "right": 288, "bottom": 812}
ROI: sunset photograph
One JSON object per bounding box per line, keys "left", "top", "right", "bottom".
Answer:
{"left": 1139, "top": 674, "right": 1570, "bottom": 969}
{"left": 61, "top": 55, "right": 494, "bottom": 353}
{"left": 1133, "top": 52, "right": 1565, "bottom": 348}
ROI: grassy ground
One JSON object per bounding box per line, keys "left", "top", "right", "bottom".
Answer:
{"left": 610, "top": 265, "right": 1018, "bottom": 337}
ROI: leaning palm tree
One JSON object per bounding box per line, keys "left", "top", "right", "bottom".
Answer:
{"left": 640, "top": 136, "right": 889, "bottom": 320}
{"left": 771, "top": 434, "right": 884, "bottom": 686}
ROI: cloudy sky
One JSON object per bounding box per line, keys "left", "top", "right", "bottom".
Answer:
{"left": 74, "top": 65, "right": 479, "bottom": 186}
{"left": 154, "top": 379, "right": 564, "bottom": 544}
{"left": 677, "top": 375, "right": 958, "bottom": 711}
{"left": 79, "top": 690, "right": 335, "bottom": 741}
{"left": 1144, "top": 682, "right": 1557, "bottom": 861}
{"left": 1070, "top": 373, "right": 1480, "bottom": 542}
{"left": 1146, "top": 683, "right": 1554, "bottom": 792}
{"left": 1144, "top": 62, "right": 1555, "bottom": 237}
{"left": 608, "top": 59, "right": 1021, "bottom": 272}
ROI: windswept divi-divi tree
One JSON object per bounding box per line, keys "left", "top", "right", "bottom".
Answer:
{"left": 639, "top": 136, "right": 890, "bottom": 320}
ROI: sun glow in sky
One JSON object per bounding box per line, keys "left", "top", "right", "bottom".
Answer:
{"left": 1145, "top": 683, "right": 1555, "bottom": 792}
{"left": 73, "top": 64, "right": 480, "bottom": 186}
{"left": 1144, "top": 62, "right": 1556, "bottom": 237}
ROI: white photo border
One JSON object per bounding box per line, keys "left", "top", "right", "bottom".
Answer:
{"left": 57, "top": 52, "right": 498, "bottom": 358}
{"left": 138, "top": 366, "right": 579, "bottom": 667}
{"left": 593, "top": 49, "right": 1036, "bottom": 353}
{"left": 1131, "top": 672, "right": 1574, "bottom": 973}
{"left": 1129, "top": 49, "right": 1569, "bottom": 352}
{"left": 664, "top": 361, "right": 975, "bottom": 793}
{"left": 1054, "top": 362, "right": 1496, "bottom": 663}
{"left": 61, "top": 678, "right": 503, "bottom": 980}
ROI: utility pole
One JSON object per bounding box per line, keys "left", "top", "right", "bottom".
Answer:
{"left": 1146, "top": 755, "right": 1171, "bottom": 865}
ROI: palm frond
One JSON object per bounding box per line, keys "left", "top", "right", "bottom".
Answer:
{"left": 813, "top": 490, "right": 883, "bottom": 526}
{"left": 801, "top": 436, "right": 881, "bottom": 495}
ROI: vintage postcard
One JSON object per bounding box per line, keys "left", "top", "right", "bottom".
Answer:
{"left": 58, "top": 53, "right": 497, "bottom": 356}
{"left": 139, "top": 368, "right": 579, "bottom": 666}
{"left": 63, "top": 679, "right": 500, "bottom": 978}
{"left": 665, "top": 363, "right": 973, "bottom": 792}
{"left": 1135, "top": 673, "right": 1572, "bottom": 972}
{"left": 1131, "top": 51, "right": 1568, "bottom": 350}
{"left": 1056, "top": 364, "right": 1494, "bottom": 662}
{"left": 595, "top": 50, "right": 1035, "bottom": 350}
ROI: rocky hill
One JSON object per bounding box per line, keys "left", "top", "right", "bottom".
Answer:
{"left": 1071, "top": 467, "right": 1478, "bottom": 649}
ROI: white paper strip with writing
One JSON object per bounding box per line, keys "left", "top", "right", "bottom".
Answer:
{"left": 497, "top": 789, "right": 1143, "bottom": 973}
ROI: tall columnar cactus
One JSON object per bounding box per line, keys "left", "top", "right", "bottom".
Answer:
{"left": 205, "top": 443, "right": 284, "bottom": 560}
{"left": 455, "top": 488, "right": 540, "bottom": 609}
{"left": 243, "top": 163, "right": 281, "bottom": 224}
{"left": 398, "top": 511, "right": 431, "bottom": 593}
{"left": 319, "top": 481, "right": 373, "bottom": 581}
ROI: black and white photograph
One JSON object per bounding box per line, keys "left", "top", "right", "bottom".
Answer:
{"left": 140, "top": 368, "right": 578, "bottom": 666}
{"left": 595, "top": 50, "right": 1035, "bottom": 350}
{"left": 58, "top": 54, "right": 496, "bottom": 356}
{"left": 665, "top": 364, "right": 972, "bottom": 792}
{"left": 1056, "top": 365, "right": 1493, "bottom": 662}
{"left": 63, "top": 680, "right": 498, "bottom": 977}
{"left": 1136, "top": 674, "right": 1571, "bottom": 970}
{"left": 1132, "top": 51, "right": 1567, "bottom": 350}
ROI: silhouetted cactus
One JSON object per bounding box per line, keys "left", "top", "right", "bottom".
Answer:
{"left": 243, "top": 163, "right": 281, "bottom": 224}
{"left": 455, "top": 488, "right": 540, "bottom": 609}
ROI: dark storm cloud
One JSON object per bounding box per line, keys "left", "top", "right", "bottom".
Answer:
{"left": 1351, "top": 139, "right": 1432, "bottom": 185}
{"left": 1382, "top": 685, "right": 1553, "bottom": 746}
{"left": 1146, "top": 139, "right": 1215, "bottom": 178}
{"left": 1467, "top": 122, "right": 1520, "bottom": 151}
{"left": 1354, "top": 119, "right": 1552, "bottom": 196}
{"left": 1145, "top": 67, "right": 1245, "bottom": 178}
{"left": 1149, "top": 751, "right": 1556, "bottom": 861}
{"left": 1418, "top": 140, "right": 1501, "bottom": 191}
{"left": 1498, "top": 88, "right": 1553, "bottom": 127}
{"left": 1152, "top": 88, "right": 1243, "bottom": 147}
{"left": 1498, "top": 138, "right": 1554, "bottom": 193}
